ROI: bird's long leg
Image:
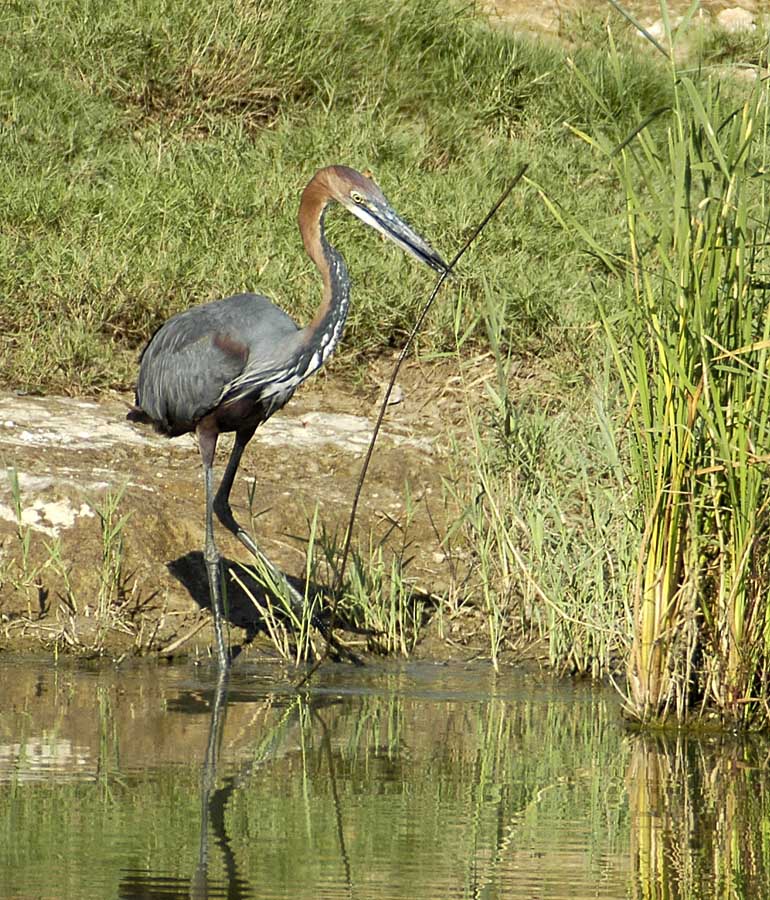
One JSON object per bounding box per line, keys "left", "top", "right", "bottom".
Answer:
{"left": 213, "top": 428, "right": 362, "bottom": 666}
{"left": 211, "top": 427, "right": 308, "bottom": 617}
{"left": 198, "top": 427, "right": 230, "bottom": 668}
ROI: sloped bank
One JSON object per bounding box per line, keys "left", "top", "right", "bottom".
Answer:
{"left": 0, "top": 364, "right": 466, "bottom": 660}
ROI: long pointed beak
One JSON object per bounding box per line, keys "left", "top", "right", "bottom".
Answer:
{"left": 350, "top": 203, "right": 447, "bottom": 273}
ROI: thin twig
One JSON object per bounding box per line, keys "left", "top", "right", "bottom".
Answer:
{"left": 296, "top": 164, "right": 528, "bottom": 688}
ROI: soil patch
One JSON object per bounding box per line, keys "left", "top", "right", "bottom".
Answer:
{"left": 0, "top": 359, "right": 481, "bottom": 661}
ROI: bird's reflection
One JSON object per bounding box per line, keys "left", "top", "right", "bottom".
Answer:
{"left": 190, "top": 666, "right": 247, "bottom": 900}
{"left": 314, "top": 708, "right": 354, "bottom": 899}
{"left": 118, "top": 667, "right": 355, "bottom": 900}
{"left": 118, "top": 667, "right": 243, "bottom": 900}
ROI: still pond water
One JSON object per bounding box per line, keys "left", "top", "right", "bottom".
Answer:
{"left": 0, "top": 656, "right": 769, "bottom": 899}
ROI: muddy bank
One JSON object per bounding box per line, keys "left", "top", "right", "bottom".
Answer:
{"left": 0, "top": 361, "right": 485, "bottom": 661}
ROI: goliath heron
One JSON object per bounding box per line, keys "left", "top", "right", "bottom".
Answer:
{"left": 128, "top": 165, "right": 446, "bottom": 666}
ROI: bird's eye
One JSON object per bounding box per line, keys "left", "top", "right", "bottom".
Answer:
{"left": 350, "top": 190, "right": 365, "bottom": 204}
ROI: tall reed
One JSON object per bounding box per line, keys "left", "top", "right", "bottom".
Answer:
{"left": 590, "top": 63, "right": 770, "bottom": 723}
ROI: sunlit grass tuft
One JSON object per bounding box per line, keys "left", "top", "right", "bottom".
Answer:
{"left": 235, "top": 497, "right": 430, "bottom": 661}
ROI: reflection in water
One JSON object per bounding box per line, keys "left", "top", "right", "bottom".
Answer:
{"left": 627, "top": 734, "right": 770, "bottom": 899}
{"left": 117, "top": 666, "right": 242, "bottom": 900}
{"left": 314, "top": 708, "right": 354, "bottom": 898}
{"left": 190, "top": 667, "right": 240, "bottom": 900}
{"left": 118, "top": 669, "right": 354, "bottom": 900}
{"left": 1, "top": 658, "right": 769, "bottom": 898}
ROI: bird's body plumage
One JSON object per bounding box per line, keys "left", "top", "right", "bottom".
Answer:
{"left": 133, "top": 292, "right": 309, "bottom": 436}
{"left": 127, "top": 165, "right": 445, "bottom": 667}
{"left": 131, "top": 233, "right": 353, "bottom": 440}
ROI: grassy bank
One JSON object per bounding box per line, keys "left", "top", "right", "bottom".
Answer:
{"left": 4, "top": 0, "right": 770, "bottom": 726}
{"left": 451, "top": 11, "right": 770, "bottom": 727}
{"left": 1, "top": 0, "right": 672, "bottom": 394}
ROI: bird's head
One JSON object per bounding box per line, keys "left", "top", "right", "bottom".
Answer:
{"left": 321, "top": 165, "right": 447, "bottom": 274}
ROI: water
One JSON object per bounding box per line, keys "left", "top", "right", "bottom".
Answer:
{"left": 0, "top": 657, "right": 768, "bottom": 899}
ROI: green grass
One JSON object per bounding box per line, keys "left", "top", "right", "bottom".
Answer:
{"left": 0, "top": 0, "right": 674, "bottom": 394}
{"left": 234, "top": 495, "right": 430, "bottom": 662}
{"left": 445, "top": 293, "right": 635, "bottom": 676}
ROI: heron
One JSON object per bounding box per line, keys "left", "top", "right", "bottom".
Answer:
{"left": 128, "top": 165, "right": 446, "bottom": 667}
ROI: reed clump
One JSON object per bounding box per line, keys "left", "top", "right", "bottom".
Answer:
{"left": 571, "top": 24, "right": 770, "bottom": 724}
{"left": 447, "top": 8, "right": 770, "bottom": 727}
{"left": 621, "top": 91, "right": 770, "bottom": 725}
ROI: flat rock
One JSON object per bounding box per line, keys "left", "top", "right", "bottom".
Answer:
{"left": 716, "top": 7, "right": 756, "bottom": 31}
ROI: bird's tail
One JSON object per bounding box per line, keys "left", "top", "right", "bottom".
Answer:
{"left": 127, "top": 404, "right": 186, "bottom": 438}
{"left": 126, "top": 406, "right": 153, "bottom": 426}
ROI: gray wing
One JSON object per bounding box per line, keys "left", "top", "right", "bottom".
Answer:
{"left": 135, "top": 293, "right": 301, "bottom": 434}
